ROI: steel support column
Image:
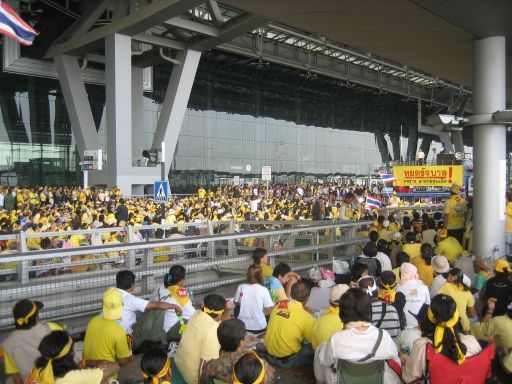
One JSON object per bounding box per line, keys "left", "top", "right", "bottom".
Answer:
{"left": 54, "top": 55, "right": 100, "bottom": 159}
{"left": 152, "top": 49, "right": 201, "bottom": 177}
{"left": 132, "top": 67, "right": 145, "bottom": 167}
{"left": 106, "top": 33, "right": 133, "bottom": 194}
{"left": 472, "top": 36, "right": 507, "bottom": 258}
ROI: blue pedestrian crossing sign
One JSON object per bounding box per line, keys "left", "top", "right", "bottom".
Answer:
{"left": 154, "top": 180, "right": 169, "bottom": 203}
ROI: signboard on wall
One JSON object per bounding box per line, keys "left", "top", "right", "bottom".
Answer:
{"left": 83, "top": 149, "right": 102, "bottom": 171}
{"left": 393, "top": 165, "right": 463, "bottom": 187}
{"left": 262, "top": 166, "right": 272, "bottom": 181}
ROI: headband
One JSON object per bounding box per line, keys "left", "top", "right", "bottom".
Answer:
{"left": 358, "top": 276, "right": 377, "bottom": 296}
{"left": 38, "top": 337, "right": 73, "bottom": 384}
{"left": 15, "top": 301, "right": 37, "bottom": 326}
{"left": 377, "top": 281, "right": 397, "bottom": 303}
{"left": 233, "top": 351, "right": 265, "bottom": 384}
{"left": 141, "top": 357, "right": 171, "bottom": 384}
{"left": 203, "top": 306, "right": 224, "bottom": 315}
{"left": 427, "top": 308, "right": 466, "bottom": 365}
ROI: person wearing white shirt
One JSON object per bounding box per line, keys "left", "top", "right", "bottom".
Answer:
{"left": 234, "top": 265, "right": 274, "bottom": 333}
{"left": 429, "top": 255, "right": 450, "bottom": 298}
{"left": 150, "top": 265, "right": 196, "bottom": 333}
{"left": 376, "top": 240, "right": 393, "bottom": 272}
{"left": 116, "top": 270, "right": 181, "bottom": 334}
{"left": 314, "top": 287, "right": 402, "bottom": 384}
{"left": 395, "top": 263, "right": 430, "bottom": 329}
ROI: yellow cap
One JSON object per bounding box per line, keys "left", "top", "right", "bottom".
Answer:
{"left": 102, "top": 287, "right": 123, "bottom": 320}
{"left": 493, "top": 259, "right": 511, "bottom": 273}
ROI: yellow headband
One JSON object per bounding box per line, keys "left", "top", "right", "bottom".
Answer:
{"left": 427, "top": 308, "right": 466, "bottom": 365}
{"left": 141, "top": 357, "right": 171, "bottom": 384}
{"left": 38, "top": 337, "right": 73, "bottom": 384}
{"left": 16, "top": 301, "right": 37, "bottom": 326}
{"left": 377, "top": 282, "right": 396, "bottom": 303}
{"left": 233, "top": 351, "right": 265, "bottom": 384}
{"left": 203, "top": 306, "right": 224, "bottom": 315}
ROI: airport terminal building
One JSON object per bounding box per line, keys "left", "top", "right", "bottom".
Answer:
{"left": 0, "top": 0, "right": 476, "bottom": 193}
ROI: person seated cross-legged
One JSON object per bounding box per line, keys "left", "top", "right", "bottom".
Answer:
{"left": 264, "top": 280, "right": 314, "bottom": 369}
{"left": 200, "top": 319, "right": 276, "bottom": 384}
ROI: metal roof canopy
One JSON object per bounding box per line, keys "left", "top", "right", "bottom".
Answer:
{"left": 220, "top": 0, "right": 512, "bottom": 104}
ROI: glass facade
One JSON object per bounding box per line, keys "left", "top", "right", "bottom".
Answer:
{"left": 170, "top": 109, "right": 383, "bottom": 191}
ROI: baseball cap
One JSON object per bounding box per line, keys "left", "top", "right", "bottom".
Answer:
{"left": 102, "top": 287, "right": 123, "bottom": 320}
{"left": 329, "top": 284, "right": 350, "bottom": 305}
{"left": 13, "top": 299, "right": 43, "bottom": 326}
{"left": 432, "top": 255, "right": 450, "bottom": 273}
{"left": 493, "top": 259, "right": 511, "bottom": 273}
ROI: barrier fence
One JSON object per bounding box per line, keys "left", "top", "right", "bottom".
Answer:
{"left": 0, "top": 205, "right": 444, "bottom": 331}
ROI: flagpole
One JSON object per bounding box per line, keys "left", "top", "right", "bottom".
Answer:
{"left": 400, "top": 124, "right": 403, "bottom": 162}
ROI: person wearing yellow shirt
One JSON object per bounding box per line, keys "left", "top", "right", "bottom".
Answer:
{"left": 438, "top": 268, "right": 476, "bottom": 333}
{"left": 412, "top": 243, "right": 435, "bottom": 288}
{"left": 443, "top": 184, "right": 467, "bottom": 244}
{"left": 264, "top": 281, "right": 314, "bottom": 369}
{"left": 175, "top": 294, "right": 232, "bottom": 384}
{"left": 198, "top": 187, "right": 206, "bottom": 199}
{"left": 312, "top": 284, "right": 348, "bottom": 349}
{"left": 506, "top": 191, "right": 512, "bottom": 257}
{"left": 475, "top": 296, "right": 512, "bottom": 356}
{"left": 2, "top": 299, "right": 64, "bottom": 383}
{"left": 82, "top": 288, "right": 133, "bottom": 380}
{"left": 434, "top": 229, "right": 463, "bottom": 265}
{"left": 402, "top": 231, "right": 422, "bottom": 260}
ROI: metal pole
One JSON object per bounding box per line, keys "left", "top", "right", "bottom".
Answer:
{"left": 161, "top": 141, "right": 166, "bottom": 223}
{"left": 472, "top": 36, "right": 507, "bottom": 258}
{"left": 83, "top": 169, "right": 88, "bottom": 189}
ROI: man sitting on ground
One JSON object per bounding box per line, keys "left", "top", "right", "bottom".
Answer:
{"left": 82, "top": 287, "right": 133, "bottom": 380}
{"left": 175, "top": 294, "right": 232, "bottom": 384}
{"left": 312, "top": 284, "right": 349, "bottom": 349}
{"left": 264, "top": 280, "right": 314, "bottom": 368}
{"left": 115, "top": 270, "right": 182, "bottom": 335}
{"left": 199, "top": 318, "right": 276, "bottom": 383}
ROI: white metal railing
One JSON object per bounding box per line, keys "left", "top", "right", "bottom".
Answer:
{"left": 0, "top": 219, "right": 371, "bottom": 330}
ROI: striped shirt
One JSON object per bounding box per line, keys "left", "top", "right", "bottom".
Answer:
{"left": 371, "top": 300, "right": 401, "bottom": 338}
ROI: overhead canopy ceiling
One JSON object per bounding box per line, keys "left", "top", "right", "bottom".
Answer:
{"left": 221, "top": 0, "right": 512, "bottom": 104}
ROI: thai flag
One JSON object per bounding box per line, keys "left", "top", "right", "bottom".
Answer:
{"left": 366, "top": 196, "right": 381, "bottom": 209}
{"left": 379, "top": 173, "right": 397, "bottom": 182}
{"left": 0, "top": 1, "right": 38, "bottom": 46}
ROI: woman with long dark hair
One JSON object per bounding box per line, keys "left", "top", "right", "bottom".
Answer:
{"left": 412, "top": 243, "right": 434, "bottom": 287}
{"left": 402, "top": 294, "right": 482, "bottom": 383}
{"left": 438, "top": 268, "right": 476, "bottom": 333}
{"left": 150, "top": 265, "right": 195, "bottom": 333}
{"left": 28, "top": 330, "right": 118, "bottom": 383}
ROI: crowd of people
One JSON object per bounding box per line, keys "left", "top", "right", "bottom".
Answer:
{"left": 1, "top": 179, "right": 511, "bottom": 384}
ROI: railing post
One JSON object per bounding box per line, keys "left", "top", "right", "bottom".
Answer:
{"left": 316, "top": 232, "right": 320, "bottom": 261}
{"left": 206, "top": 220, "right": 215, "bottom": 259}
{"left": 125, "top": 225, "right": 136, "bottom": 269}
{"left": 228, "top": 218, "right": 237, "bottom": 257}
{"left": 17, "top": 231, "right": 29, "bottom": 284}
{"left": 328, "top": 226, "right": 336, "bottom": 259}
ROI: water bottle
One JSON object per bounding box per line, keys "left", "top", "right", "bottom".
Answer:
{"left": 493, "top": 245, "right": 500, "bottom": 261}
